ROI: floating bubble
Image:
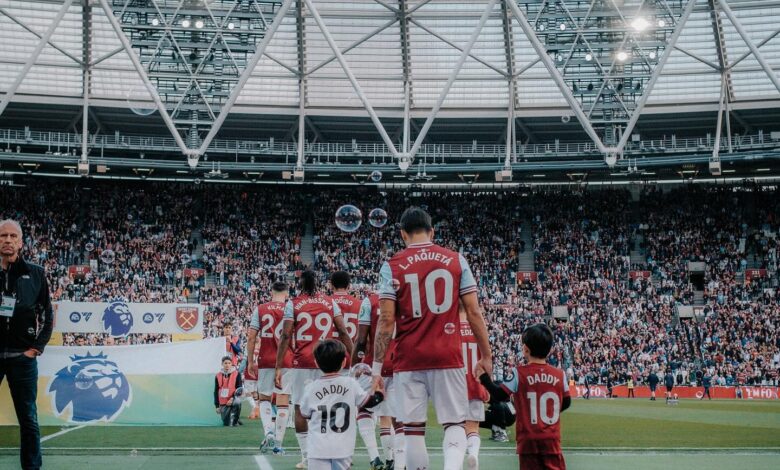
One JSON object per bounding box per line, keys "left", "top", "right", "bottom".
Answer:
{"left": 335, "top": 205, "right": 362, "bottom": 233}
{"left": 180, "top": 253, "right": 191, "bottom": 264}
{"left": 127, "top": 213, "right": 134, "bottom": 220}
{"left": 368, "top": 208, "right": 388, "bottom": 228}
{"left": 250, "top": 228, "right": 258, "bottom": 239}
{"left": 126, "top": 85, "right": 157, "bottom": 116}
{"left": 275, "top": 263, "right": 287, "bottom": 275}
{"left": 85, "top": 242, "right": 95, "bottom": 252}
{"left": 370, "top": 170, "right": 383, "bottom": 182}
{"left": 100, "top": 249, "right": 116, "bottom": 264}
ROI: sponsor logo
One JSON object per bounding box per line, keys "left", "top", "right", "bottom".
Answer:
{"left": 444, "top": 322, "right": 456, "bottom": 335}
{"left": 48, "top": 352, "right": 131, "bottom": 423}
{"left": 102, "top": 302, "right": 134, "bottom": 337}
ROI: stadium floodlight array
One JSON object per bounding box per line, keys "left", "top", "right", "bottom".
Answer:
{"left": 110, "top": 0, "right": 282, "bottom": 149}
{"left": 519, "top": 0, "right": 686, "bottom": 145}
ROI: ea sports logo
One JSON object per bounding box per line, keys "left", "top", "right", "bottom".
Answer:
{"left": 102, "top": 301, "right": 134, "bottom": 337}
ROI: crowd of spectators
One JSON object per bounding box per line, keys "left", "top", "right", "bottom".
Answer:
{"left": 1, "top": 181, "right": 778, "bottom": 386}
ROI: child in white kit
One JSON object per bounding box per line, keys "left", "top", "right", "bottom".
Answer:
{"left": 299, "top": 339, "right": 384, "bottom": 470}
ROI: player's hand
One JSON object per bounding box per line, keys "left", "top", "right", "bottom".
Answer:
{"left": 274, "top": 368, "right": 282, "bottom": 389}
{"left": 247, "top": 360, "right": 258, "bottom": 378}
{"left": 474, "top": 361, "right": 486, "bottom": 378}
{"left": 371, "top": 375, "right": 385, "bottom": 395}
{"left": 477, "top": 357, "right": 493, "bottom": 379}
{"left": 216, "top": 407, "right": 221, "bottom": 414}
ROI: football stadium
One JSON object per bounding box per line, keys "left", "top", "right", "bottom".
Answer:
{"left": 1, "top": 0, "right": 780, "bottom": 469}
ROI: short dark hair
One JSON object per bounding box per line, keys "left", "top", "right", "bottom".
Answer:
{"left": 221, "top": 356, "right": 232, "bottom": 364}
{"left": 222, "top": 322, "right": 232, "bottom": 328}
{"left": 522, "top": 323, "right": 554, "bottom": 359}
{"left": 271, "top": 281, "right": 288, "bottom": 293}
{"left": 400, "top": 207, "right": 432, "bottom": 234}
{"left": 300, "top": 270, "right": 318, "bottom": 295}
{"left": 330, "top": 271, "right": 350, "bottom": 290}
{"left": 314, "top": 339, "right": 346, "bottom": 373}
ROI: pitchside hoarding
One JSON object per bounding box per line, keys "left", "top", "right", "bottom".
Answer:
{"left": 573, "top": 385, "right": 779, "bottom": 400}
{"left": 54, "top": 301, "right": 203, "bottom": 336}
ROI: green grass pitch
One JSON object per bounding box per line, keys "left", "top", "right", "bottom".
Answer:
{"left": 0, "top": 399, "right": 778, "bottom": 469}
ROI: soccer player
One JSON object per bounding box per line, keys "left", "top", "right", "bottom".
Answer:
{"left": 477, "top": 323, "right": 571, "bottom": 470}
{"left": 460, "top": 305, "right": 489, "bottom": 470}
{"left": 701, "top": 370, "right": 712, "bottom": 400}
{"left": 331, "top": 271, "right": 383, "bottom": 470}
{"left": 300, "top": 340, "right": 384, "bottom": 470}
{"left": 247, "top": 281, "right": 293, "bottom": 454}
{"left": 371, "top": 207, "right": 493, "bottom": 470}
{"left": 240, "top": 345, "right": 260, "bottom": 420}
{"left": 354, "top": 292, "right": 403, "bottom": 470}
{"left": 276, "top": 271, "right": 354, "bottom": 469}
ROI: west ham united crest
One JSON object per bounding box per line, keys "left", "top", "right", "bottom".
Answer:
{"left": 176, "top": 307, "right": 199, "bottom": 331}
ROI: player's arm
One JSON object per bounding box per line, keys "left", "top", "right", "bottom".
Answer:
{"left": 372, "top": 262, "right": 396, "bottom": 391}
{"left": 562, "top": 372, "right": 572, "bottom": 412}
{"left": 562, "top": 396, "right": 572, "bottom": 412}
{"left": 275, "top": 301, "right": 294, "bottom": 388}
{"left": 459, "top": 253, "right": 493, "bottom": 376}
{"left": 333, "top": 315, "right": 354, "bottom": 359}
{"left": 246, "top": 310, "right": 260, "bottom": 376}
{"left": 351, "top": 297, "right": 372, "bottom": 365}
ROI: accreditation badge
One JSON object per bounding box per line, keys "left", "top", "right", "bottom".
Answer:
{"left": 0, "top": 294, "right": 15, "bottom": 318}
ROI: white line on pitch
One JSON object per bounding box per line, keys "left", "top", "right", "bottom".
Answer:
{"left": 41, "top": 424, "right": 87, "bottom": 443}
{"left": 254, "top": 455, "right": 274, "bottom": 470}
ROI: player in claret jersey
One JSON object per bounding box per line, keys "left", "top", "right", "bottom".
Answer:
{"left": 354, "top": 292, "right": 403, "bottom": 470}
{"left": 477, "top": 324, "right": 571, "bottom": 470}
{"left": 247, "top": 281, "right": 293, "bottom": 455}
{"left": 330, "top": 271, "right": 383, "bottom": 470}
{"left": 460, "top": 304, "right": 490, "bottom": 470}
{"left": 371, "top": 207, "right": 493, "bottom": 470}
{"left": 276, "top": 271, "right": 354, "bottom": 470}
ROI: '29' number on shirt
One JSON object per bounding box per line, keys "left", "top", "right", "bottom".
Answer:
{"left": 296, "top": 312, "right": 333, "bottom": 342}
{"left": 526, "top": 391, "right": 560, "bottom": 425}
{"left": 316, "top": 402, "right": 350, "bottom": 433}
{"left": 404, "top": 269, "right": 454, "bottom": 318}
{"left": 260, "top": 314, "right": 284, "bottom": 339}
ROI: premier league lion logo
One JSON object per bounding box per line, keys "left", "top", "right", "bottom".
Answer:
{"left": 102, "top": 301, "right": 134, "bottom": 337}
{"left": 48, "top": 352, "right": 132, "bottom": 423}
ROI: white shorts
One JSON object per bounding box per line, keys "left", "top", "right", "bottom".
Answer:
{"left": 290, "top": 368, "right": 323, "bottom": 405}
{"left": 308, "top": 458, "right": 351, "bottom": 470}
{"left": 394, "top": 368, "right": 468, "bottom": 425}
{"left": 258, "top": 368, "right": 292, "bottom": 397}
{"left": 466, "top": 399, "right": 485, "bottom": 423}
{"left": 375, "top": 376, "right": 398, "bottom": 418}
{"left": 243, "top": 380, "right": 258, "bottom": 395}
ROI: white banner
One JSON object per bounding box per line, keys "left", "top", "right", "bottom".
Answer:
{"left": 54, "top": 301, "right": 203, "bottom": 336}
{"left": 0, "top": 338, "right": 226, "bottom": 425}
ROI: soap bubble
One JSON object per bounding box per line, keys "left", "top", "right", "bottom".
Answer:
{"left": 85, "top": 242, "right": 95, "bottom": 252}
{"left": 368, "top": 208, "right": 388, "bottom": 228}
{"left": 126, "top": 85, "right": 156, "bottom": 116}
{"left": 335, "top": 205, "right": 362, "bottom": 233}
{"left": 370, "top": 170, "right": 383, "bottom": 182}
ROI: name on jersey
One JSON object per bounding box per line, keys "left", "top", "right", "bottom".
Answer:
{"left": 460, "top": 326, "right": 473, "bottom": 336}
{"left": 399, "top": 251, "right": 454, "bottom": 270}
{"left": 527, "top": 372, "right": 560, "bottom": 387}
{"left": 335, "top": 298, "right": 354, "bottom": 307}
{"left": 315, "top": 383, "right": 351, "bottom": 400}
{"left": 294, "top": 297, "right": 332, "bottom": 310}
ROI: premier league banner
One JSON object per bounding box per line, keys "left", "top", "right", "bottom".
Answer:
{"left": 54, "top": 301, "right": 203, "bottom": 336}
{"left": 0, "top": 338, "right": 225, "bottom": 426}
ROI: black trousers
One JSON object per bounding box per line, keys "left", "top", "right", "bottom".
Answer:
{"left": 0, "top": 354, "right": 41, "bottom": 470}
{"left": 220, "top": 403, "right": 241, "bottom": 426}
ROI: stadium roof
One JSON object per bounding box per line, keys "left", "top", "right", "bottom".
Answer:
{"left": 0, "top": 0, "right": 779, "bottom": 185}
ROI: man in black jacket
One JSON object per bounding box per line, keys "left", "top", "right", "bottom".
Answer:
{"left": 0, "top": 219, "right": 54, "bottom": 470}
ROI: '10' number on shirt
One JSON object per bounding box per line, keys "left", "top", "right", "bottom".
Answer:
{"left": 404, "top": 269, "right": 454, "bottom": 318}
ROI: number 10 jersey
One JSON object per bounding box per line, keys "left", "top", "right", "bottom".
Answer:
{"left": 378, "top": 241, "right": 477, "bottom": 372}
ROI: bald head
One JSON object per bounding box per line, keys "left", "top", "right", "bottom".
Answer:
{"left": 0, "top": 219, "right": 23, "bottom": 263}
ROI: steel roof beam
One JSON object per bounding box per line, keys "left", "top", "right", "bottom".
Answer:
{"left": 0, "top": 6, "right": 82, "bottom": 66}
{"left": 0, "top": 0, "right": 74, "bottom": 118}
